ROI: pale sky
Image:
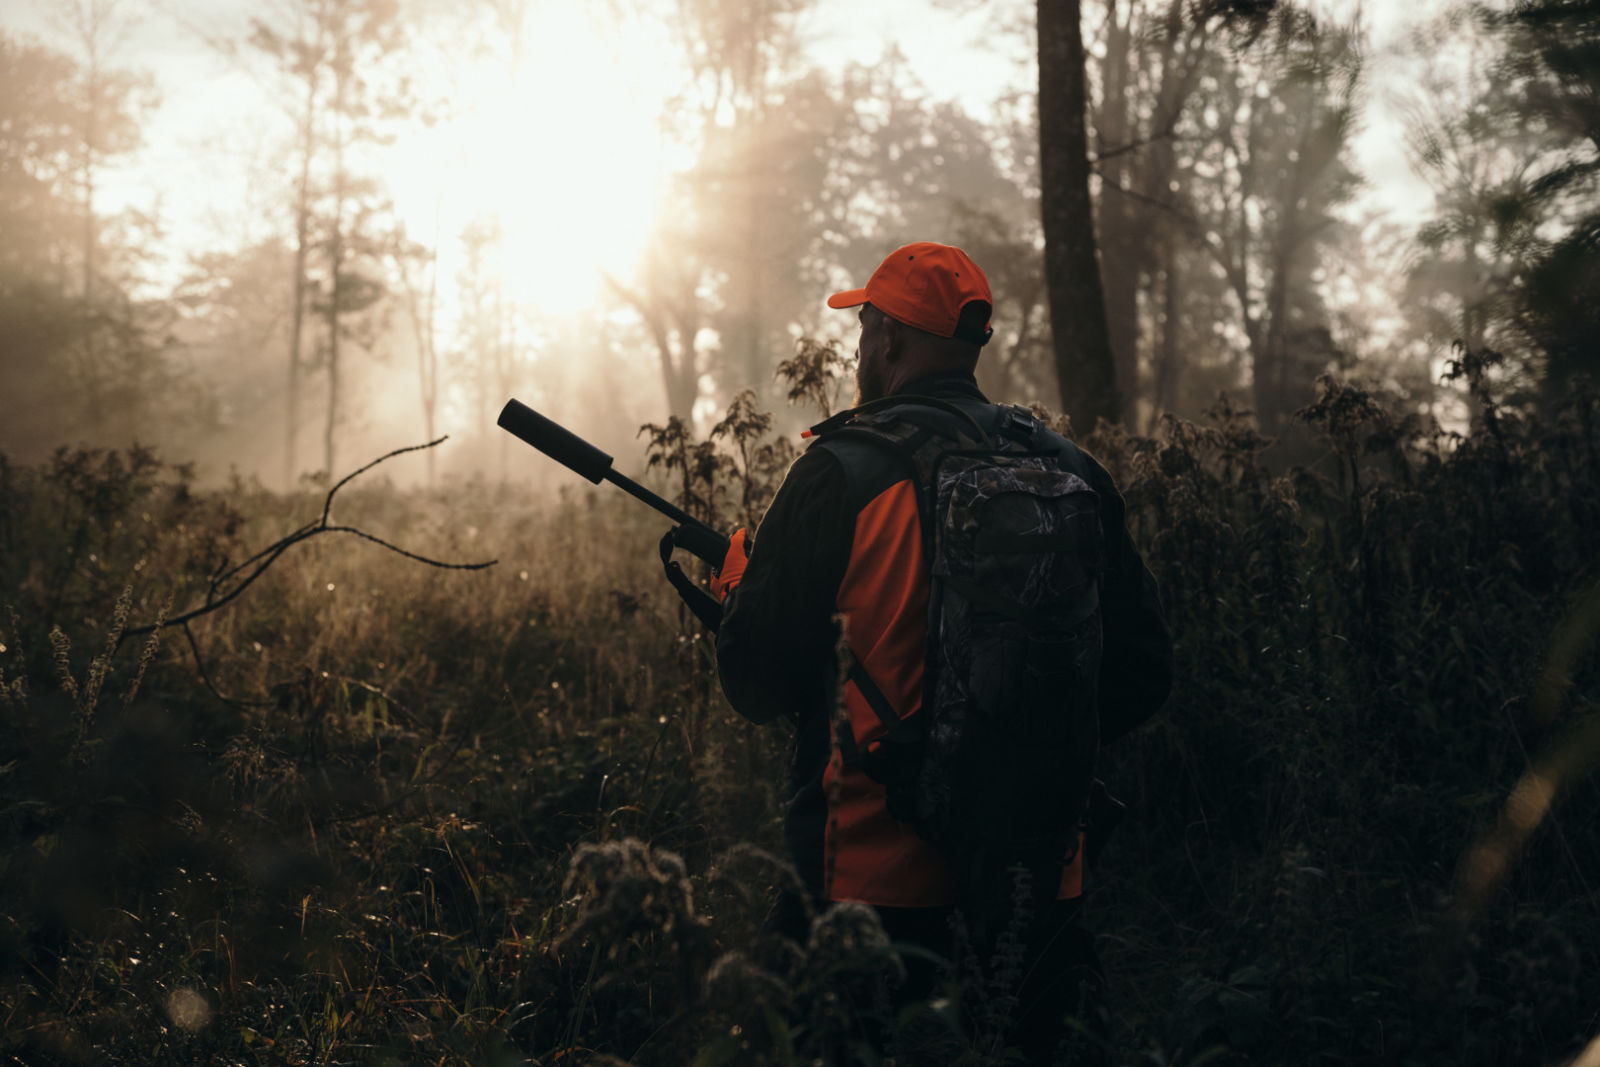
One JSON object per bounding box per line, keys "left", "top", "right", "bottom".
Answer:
{"left": 0, "top": 0, "right": 1455, "bottom": 300}
{"left": 0, "top": 0, "right": 1475, "bottom": 477}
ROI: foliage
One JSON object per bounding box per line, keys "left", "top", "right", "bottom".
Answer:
{"left": 1491, "top": 0, "right": 1600, "bottom": 397}
{"left": 4, "top": 373, "right": 1600, "bottom": 1064}
{"left": 1401, "top": 0, "right": 1600, "bottom": 414}
{"left": 0, "top": 28, "right": 181, "bottom": 461}
{"left": 640, "top": 389, "right": 795, "bottom": 533}
{"left": 774, "top": 336, "right": 852, "bottom": 421}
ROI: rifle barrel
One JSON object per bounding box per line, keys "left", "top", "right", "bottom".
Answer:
{"left": 498, "top": 397, "right": 722, "bottom": 539}
{"left": 601, "top": 468, "right": 704, "bottom": 530}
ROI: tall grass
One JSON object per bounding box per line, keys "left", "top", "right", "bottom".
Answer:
{"left": 2, "top": 372, "right": 1598, "bottom": 1065}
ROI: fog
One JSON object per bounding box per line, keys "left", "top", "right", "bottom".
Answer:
{"left": 7, "top": 6, "right": 1600, "bottom": 1063}
{"left": 2, "top": 0, "right": 1590, "bottom": 489}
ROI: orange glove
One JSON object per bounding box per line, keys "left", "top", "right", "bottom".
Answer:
{"left": 710, "top": 527, "right": 750, "bottom": 603}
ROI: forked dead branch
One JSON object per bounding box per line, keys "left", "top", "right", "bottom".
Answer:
{"left": 117, "top": 436, "right": 497, "bottom": 648}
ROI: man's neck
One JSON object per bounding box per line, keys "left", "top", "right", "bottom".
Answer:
{"left": 893, "top": 370, "right": 985, "bottom": 401}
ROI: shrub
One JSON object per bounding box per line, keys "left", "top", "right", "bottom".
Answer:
{"left": 2, "top": 373, "right": 1598, "bottom": 1065}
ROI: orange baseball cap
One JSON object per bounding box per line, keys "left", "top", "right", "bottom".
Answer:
{"left": 827, "top": 242, "right": 994, "bottom": 346}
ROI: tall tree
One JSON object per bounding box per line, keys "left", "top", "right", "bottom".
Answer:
{"left": 1182, "top": 10, "right": 1364, "bottom": 433}
{"left": 57, "top": 0, "right": 148, "bottom": 434}
{"left": 394, "top": 211, "right": 441, "bottom": 485}
{"left": 1493, "top": 0, "right": 1600, "bottom": 398}
{"left": 456, "top": 216, "right": 519, "bottom": 471}
{"left": 249, "top": 6, "right": 325, "bottom": 488}
{"left": 1124, "top": 2, "right": 1219, "bottom": 422}
{"left": 1093, "top": 0, "right": 1141, "bottom": 418}
{"left": 249, "top": 0, "right": 407, "bottom": 481}
{"left": 604, "top": 231, "right": 709, "bottom": 421}
{"left": 1399, "top": 1, "right": 1600, "bottom": 414}
{"left": 606, "top": 0, "right": 816, "bottom": 419}
{"left": 1400, "top": 14, "right": 1541, "bottom": 416}
{"left": 1039, "top": 0, "right": 1120, "bottom": 430}
{"left": 612, "top": 5, "right": 1031, "bottom": 422}
{"left": 172, "top": 238, "right": 294, "bottom": 462}
{"left": 1087, "top": 0, "right": 1215, "bottom": 423}
{"left": 0, "top": 32, "right": 92, "bottom": 456}
{"left": 671, "top": 0, "right": 806, "bottom": 399}
{"left": 0, "top": 22, "right": 171, "bottom": 455}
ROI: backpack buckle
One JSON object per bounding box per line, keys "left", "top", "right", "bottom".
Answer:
{"left": 1002, "top": 406, "right": 1036, "bottom": 445}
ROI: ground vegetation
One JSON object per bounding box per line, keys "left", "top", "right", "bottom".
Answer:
{"left": 3, "top": 357, "right": 1599, "bottom": 1064}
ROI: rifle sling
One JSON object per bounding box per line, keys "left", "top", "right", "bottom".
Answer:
{"left": 658, "top": 529, "right": 724, "bottom": 633}
{"left": 837, "top": 653, "right": 920, "bottom": 766}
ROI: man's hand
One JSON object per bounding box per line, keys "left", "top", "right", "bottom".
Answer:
{"left": 711, "top": 528, "right": 751, "bottom": 603}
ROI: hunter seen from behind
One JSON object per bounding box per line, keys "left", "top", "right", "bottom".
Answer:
{"left": 2, "top": 0, "right": 1599, "bottom": 1064}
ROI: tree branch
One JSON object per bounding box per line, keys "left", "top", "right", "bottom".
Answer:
{"left": 321, "top": 436, "right": 449, "bottom": 526}
{"left": 1091, "top": 121, "right": 1186, "bottom": 165}
{"left": 182, "top": 620, "right": 272, "bottom": 708}
{"left": 121, "top": 436, "right": 494, "bottom": 645}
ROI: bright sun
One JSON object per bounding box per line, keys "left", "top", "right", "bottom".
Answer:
{"left": 390, "top": 3, "right": 673, "bottom": 316}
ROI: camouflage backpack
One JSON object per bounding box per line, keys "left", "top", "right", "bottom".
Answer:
{"left": 812, "top": 397, "right": 1106, "bottom": 908}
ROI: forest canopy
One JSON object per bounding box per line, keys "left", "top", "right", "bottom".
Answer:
{"left": 1, "top": 0, "right": 1594, "bottom": 484}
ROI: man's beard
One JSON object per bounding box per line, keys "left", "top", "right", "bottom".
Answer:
{"left": 854, "top": 356, "right": 886, "bottom": 407}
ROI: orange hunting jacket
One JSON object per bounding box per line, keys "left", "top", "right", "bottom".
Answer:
{"left": 716, "top": 373, "right": 1172, "bottom": 909}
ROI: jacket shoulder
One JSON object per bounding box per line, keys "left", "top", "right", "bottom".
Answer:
{"left": 806, "top": 431, "right": 914, "bottom": 513}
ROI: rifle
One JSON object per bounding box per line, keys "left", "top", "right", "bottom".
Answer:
{"left": 497, "top": 398, "right": 729, "bottom": 632}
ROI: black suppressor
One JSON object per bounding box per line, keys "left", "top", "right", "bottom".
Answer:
{"left": 497, "top": 398, "right": 730, "bottom": 566}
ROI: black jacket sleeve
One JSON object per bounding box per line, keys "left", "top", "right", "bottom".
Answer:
{"left": 1078, "top": 449, "right": 1174, "bottom": 744}
{"left": 715, "top": 447, "right": 851, "bottom": 725}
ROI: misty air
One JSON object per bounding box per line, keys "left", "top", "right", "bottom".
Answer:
{"left": 2, "top": 1, "right": 1598, "bottom": 1064}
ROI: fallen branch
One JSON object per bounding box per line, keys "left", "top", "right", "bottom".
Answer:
{"left": 121, "top": 436, "right": 495, "bottom": 645}
{"left": 181, "top": 620, "right": 271, "bottom": 708}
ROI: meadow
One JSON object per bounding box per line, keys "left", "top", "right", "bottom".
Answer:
{"left": 3, "top": 370, "right": 1599, "bottom": 1065}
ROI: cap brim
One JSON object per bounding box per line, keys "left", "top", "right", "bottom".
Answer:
{"left": 826, "top": 288, "right": 868, "bottom": 310}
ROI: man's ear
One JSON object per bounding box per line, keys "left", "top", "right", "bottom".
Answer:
{"left": 881, "top": 316, "right": 904, "bottom": 362}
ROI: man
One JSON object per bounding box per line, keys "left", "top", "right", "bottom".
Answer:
{"left": 712, "top": 241, "right": 1172, "bottom": 1059}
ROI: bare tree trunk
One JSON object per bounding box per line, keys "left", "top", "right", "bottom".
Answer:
{"left": 399, "top": 205, "right": 441, "bottom": 486}
{"left": 1254, "top": 115, "right": 1315, "bottom": 434}
{"left": 604, "top": 273, "right": 701, "bottom": 421}
{"left": 421, "top": 197, "right": 439, "bottom": 486}
{"left": 1257, "top": 242, "right": 1293, "bottom": 432}
{"left": 741, "top": 15, "right": 770, "bottom": 399}
{"left": 653, "top": 311, "right": 700, "bottom": 421}
{"left": 68, "top": 0, "right": 113, "bottom": 428}
{"left": 481, "top": 271, "right": 500, "bottom": 470}
{"left": 288, "top": 67, "right": 316, "bottom": 490}
{"left": 1039, "top": 0, "right": 1119, "bottom": 431}
{"left": 477, "top": 303, "right": 490, "bottom": 470}
{"left": 81, "top": 61, "right": 100, "bottom": 425}
{"left": 497, "top": 310, "right": 516, "bottom": 485}
{"left": 1096, "top": 0, "right": 1141, "bottom": 423}
{"left": 1151, "top": 249, "right": 1182, "bottom": 427}
{"left": 741, "top": 132, "right": 765, "bottom": 397}
{"left": 323, "top": 57, "right": 346, "bottom": 478}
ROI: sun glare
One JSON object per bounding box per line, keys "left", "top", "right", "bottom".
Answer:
{"left": 392, "top": 4, "right": 673, "bottom": 316}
